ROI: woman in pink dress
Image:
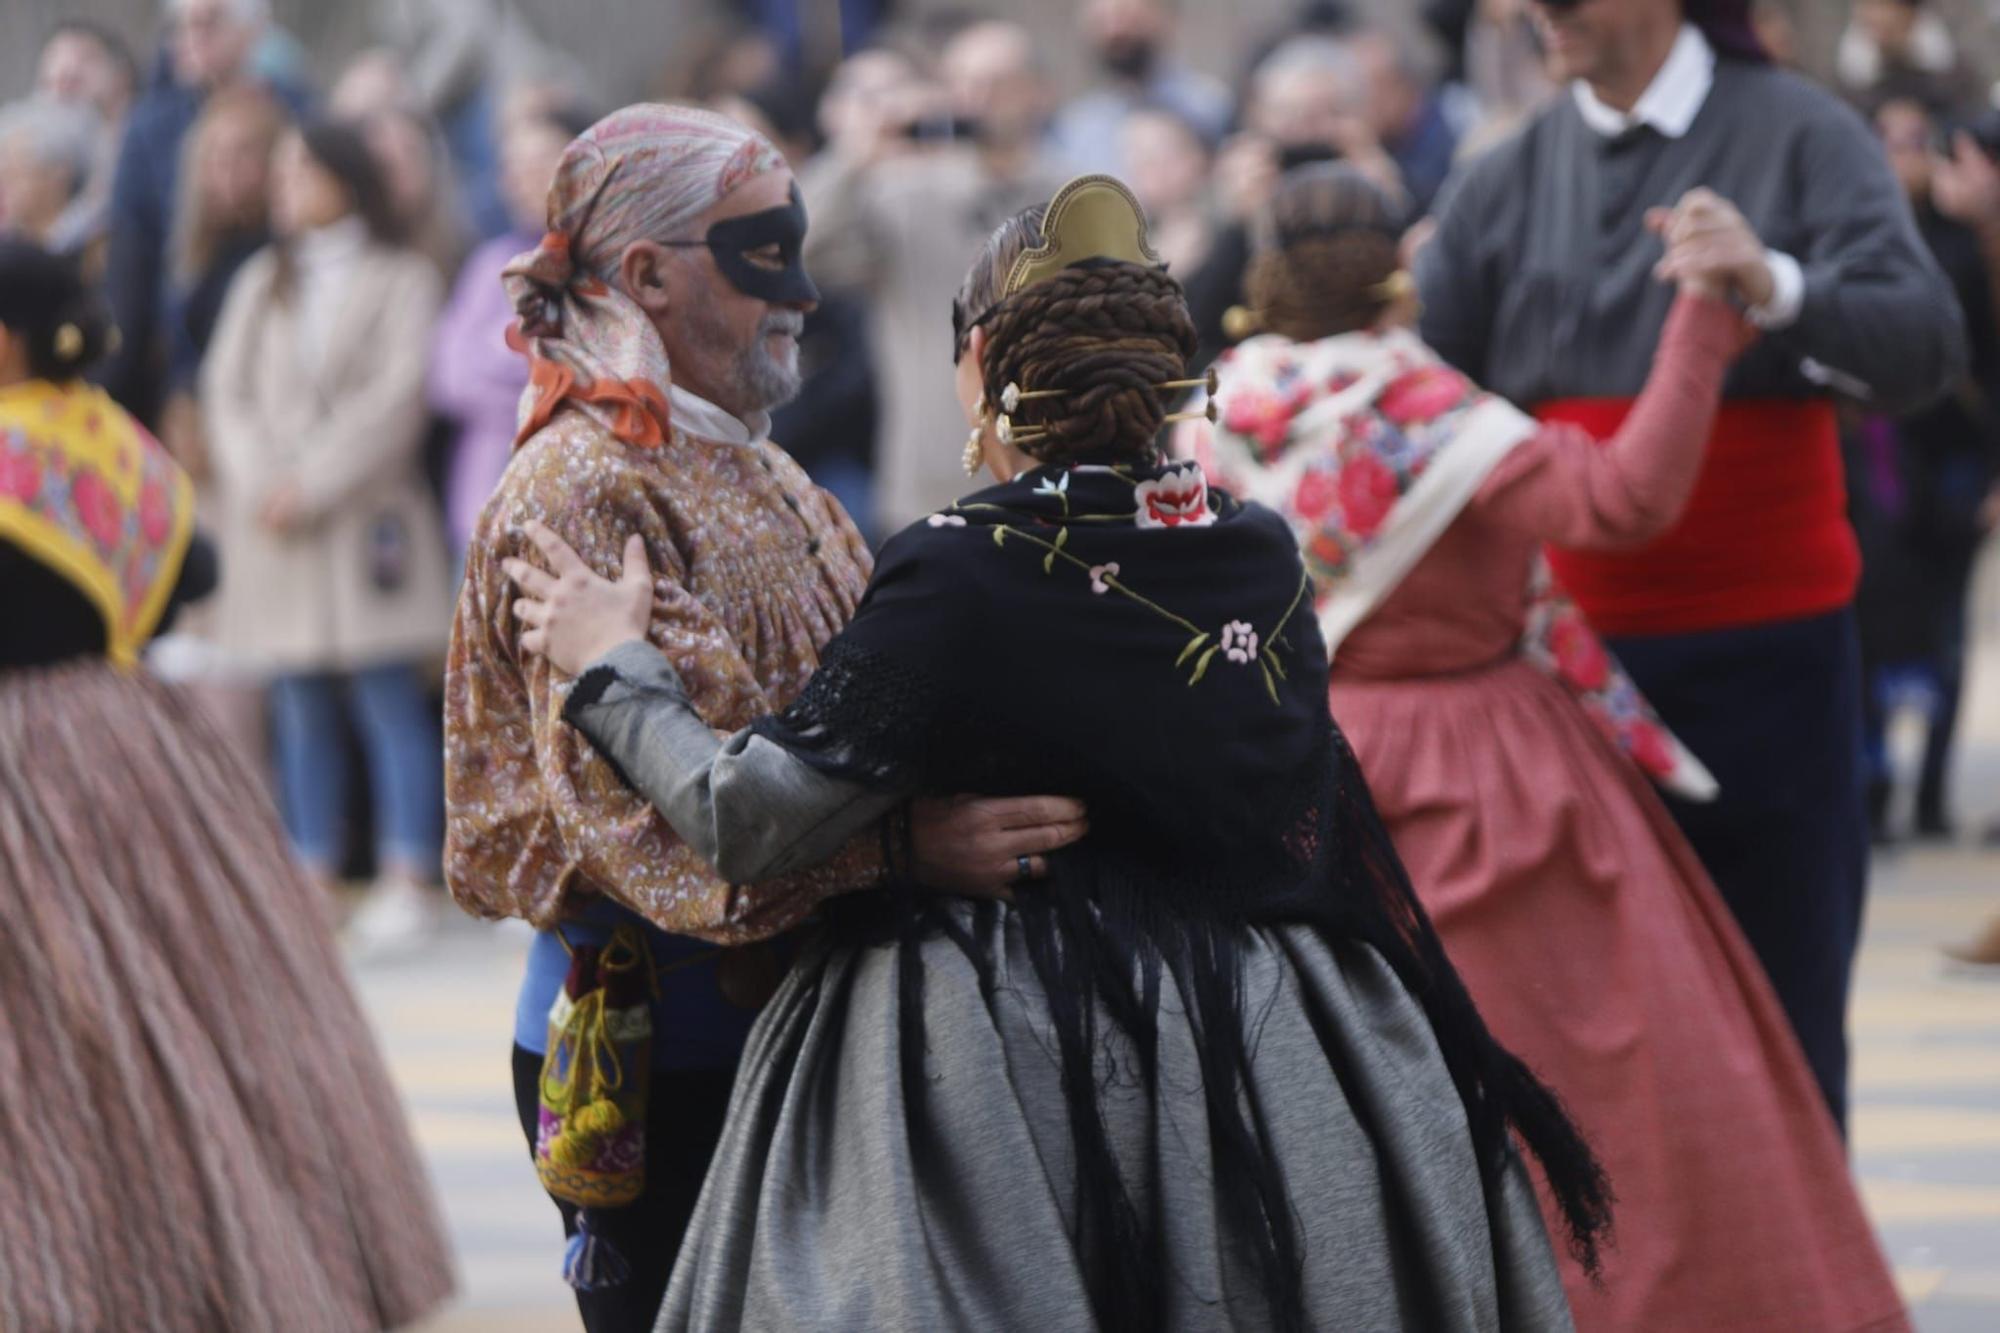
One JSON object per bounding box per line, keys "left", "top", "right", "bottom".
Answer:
{"left": 1206, "top": 163, "right": 1908, "bottom": 1332}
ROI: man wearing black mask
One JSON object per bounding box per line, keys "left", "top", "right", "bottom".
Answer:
{"left": 1048, "top": 0, "right": 1231, "bottom": 175}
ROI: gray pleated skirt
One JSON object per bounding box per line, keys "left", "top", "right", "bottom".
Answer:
{"left": 658, "top": 906, "right": 1573, "bottom": 1331}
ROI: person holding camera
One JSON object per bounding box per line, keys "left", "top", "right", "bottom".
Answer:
{"left": 800, "top": 21, "right": 1064, "bottom": 531}
{"left": 1417, "top": 0, "right": 1967, "bottom": 1132}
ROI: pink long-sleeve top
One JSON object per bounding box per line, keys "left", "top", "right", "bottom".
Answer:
{"left": 1332, "top": 293, "right": 1752, "bottom": 682}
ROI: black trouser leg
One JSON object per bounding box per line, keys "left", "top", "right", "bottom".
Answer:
{"left": 511, "top": 1045, "right": 737, "bottom": 1333}
{"left": 1608, "top": 609, "right": 1869, "bottom": 1131}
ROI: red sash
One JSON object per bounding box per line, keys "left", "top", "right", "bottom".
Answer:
{"left": 1536, "top": 398, "right": 1858, "bottom": 637}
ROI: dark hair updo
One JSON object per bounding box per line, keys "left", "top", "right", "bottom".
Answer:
{"left": 1244, "top": 162, "right": 1410, "bottom": 343}
{"left": 0, "top": 237, "right": 114, "bottom": 382}
{"left": 953, "top": 204, "right": 1199, "bottom": 466}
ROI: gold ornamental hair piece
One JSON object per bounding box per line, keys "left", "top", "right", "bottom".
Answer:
{"left": 54, "top": 323, "right": 84, "bottom": 361}
{"left": 1370, "top": 270, "right": 1418, "bottom": 304}
{"left": 1001, "top": 174, "right": 1165, "bottom": 302}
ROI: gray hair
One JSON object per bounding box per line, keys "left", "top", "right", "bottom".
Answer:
{"left": 0, "top": 99, "right": 101, "bottom": 200}
{"left": 1253, "top": 35, "right": 1364, "bottom": 103}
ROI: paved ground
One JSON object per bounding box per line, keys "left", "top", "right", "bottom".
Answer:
{"left": 376, "top": 560, "right": 2000, "bottom": 1332}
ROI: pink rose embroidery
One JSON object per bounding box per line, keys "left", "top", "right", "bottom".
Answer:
{"left": 139, "top": 479, "right": 172, "bottom": 545}
{"left": 1627, "top": 719, "right": 1676, "bottom": 777}
{"left": 1135, "top": 465, "right": 1216, "bottom": 529}
{"left": 1220, "top": 388, "right": 1294, "bottom": 455}
{"left": 1089, "top": 562, "right": 1119, "bottom": 594}
{"left": 71, "top": 471, "right": 124, "bottom": 550}
{"left": 1292, "top": 467, "right": 1339, "bottom": 522}
{"left": 1306, "top": 529, "right": 1348, "bottom": 573}
{"left": 1550, "top": 616, "right": 1611, "bottom": 692}
{"left": 1221, "top": 620, "right": 1260, "bottom": 664}
{"left": 1336, "top": 452, "right": 1399, "bottom": 538}
{"left": 1378, "top": 366, "right": 1470, "bottom": 426}
{"left": 0, "top": 447, "right": 41, "bottom": 503}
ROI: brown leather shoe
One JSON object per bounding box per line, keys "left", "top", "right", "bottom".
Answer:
{"left": 1944, "top": 914, "right": 2000, "bottom": 966}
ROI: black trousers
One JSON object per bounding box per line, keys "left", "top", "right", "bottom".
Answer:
{"left": 511, "top": 1045, "right": 736, "bottom": 1333}
{"left": 1608, "top": 607, "right": 1869, "bottom": 1130}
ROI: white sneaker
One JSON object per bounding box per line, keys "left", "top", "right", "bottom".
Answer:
{"left": 345, "top": 877, "right": 441, "bottom": 959}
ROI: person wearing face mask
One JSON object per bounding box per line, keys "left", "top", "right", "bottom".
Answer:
{"left": 444, "top": 105, "right": 1087, "bottom": 1332}
{"left": 502, "top": 171, "right": 1603, "bottom": 1333}
{"left": 1048, "top": 0, "right": 1232, "bottom": 176}
{"left": 1417, "top": 0, "right": 1967, "bottom": 1135}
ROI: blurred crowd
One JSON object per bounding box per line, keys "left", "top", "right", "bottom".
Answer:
{"left": 3, "top": 0, "right": 1997, "bottom": 948}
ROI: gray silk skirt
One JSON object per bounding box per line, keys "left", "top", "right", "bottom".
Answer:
{"left": 656, "top": 904, "right": 1574, "bottom": 1331}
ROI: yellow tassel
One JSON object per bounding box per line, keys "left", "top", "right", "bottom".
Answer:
{"left": 571, "top": 1098, "right": 626, "bottom": 1139}
{"left": 549, "top": 1129, "right": 599, "bottom": 1168}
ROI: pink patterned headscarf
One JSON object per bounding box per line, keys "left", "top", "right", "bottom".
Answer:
{"left": 503, "top": 104, "right": 787, "bottom": 449}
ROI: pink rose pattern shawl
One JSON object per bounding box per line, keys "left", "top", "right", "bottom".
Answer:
{"left": 1208, "top": 328, "right": 1716, "bottom": 800}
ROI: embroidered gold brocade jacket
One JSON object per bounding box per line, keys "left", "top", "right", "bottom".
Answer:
{"left": 444, "top": 410, "right": 881, "bottom": 943}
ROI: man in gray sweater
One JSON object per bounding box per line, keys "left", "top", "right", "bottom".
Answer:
{"left": 1418, "top": 0, "right": 1966, "bottom": 1130}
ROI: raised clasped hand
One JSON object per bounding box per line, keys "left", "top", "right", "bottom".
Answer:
{"left": 1646, "top": 187, "right": 1772, "bottom": 307}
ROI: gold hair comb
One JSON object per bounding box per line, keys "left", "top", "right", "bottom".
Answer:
{"left": 1001, "top": 175, "right": 1165, "bottom": 302}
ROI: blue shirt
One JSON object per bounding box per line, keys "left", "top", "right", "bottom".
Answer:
{"left": 513, "top": 897, "right": 760, "bottom": 1070}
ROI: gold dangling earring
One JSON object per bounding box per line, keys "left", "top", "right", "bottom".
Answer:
{"left": 964, "top": 394, "right": 988, "bottom": 476}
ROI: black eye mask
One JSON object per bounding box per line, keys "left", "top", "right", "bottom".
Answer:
{"left": 667, "top": 184, "right": 819, "bottom": 305}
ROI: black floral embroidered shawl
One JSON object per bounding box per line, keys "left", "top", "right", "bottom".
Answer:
{"left": 753, "top": 459, "right": 1609, "bottom": 1329}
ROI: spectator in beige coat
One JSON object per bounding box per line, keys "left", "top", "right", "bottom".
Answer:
{"left": 202, "top": 120, "right": 450, "bottom": 946}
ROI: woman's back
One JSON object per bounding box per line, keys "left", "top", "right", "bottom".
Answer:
{"left": 865, "top": 464, "right": 1327, "bottom": 874}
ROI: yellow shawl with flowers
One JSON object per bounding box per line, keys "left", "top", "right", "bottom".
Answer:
{"left": 0, "top": 380, "right": 194, "bottom": 667}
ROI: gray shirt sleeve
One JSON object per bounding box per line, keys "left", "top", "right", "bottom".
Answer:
{"left": 1777, "top": 104, "right": 1968, "bottom": 411}
{"left": 1416, "top": 162, "right": 1499, "bottom": 384}
{"left": 564, "top": 641, "right": 906, "bottom": 885}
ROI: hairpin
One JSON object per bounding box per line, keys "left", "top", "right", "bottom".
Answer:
{"left": 1163, "top": 401, "right": 1218, "bottom": 426}
{"left": 994, "top": 413, "right": 1049, "bottom": 447}
{"left": 54, "top": 323, "right": 84, "bottom": 361}
{"left": 1370, "top": 270, "right": 1418, "bottom": 304}
{"left": 1154, "top": 367, "right": 1220, "bottom": 396}
{"left": 1222, "top": 305, "right": 1264, "bottom": 341}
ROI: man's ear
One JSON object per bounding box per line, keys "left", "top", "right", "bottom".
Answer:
{"left": 618, "top": 239, "right": 675, "bottom": 321}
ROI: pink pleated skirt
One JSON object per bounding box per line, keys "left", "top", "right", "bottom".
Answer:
{"left": 0, "top": 662, "right": 454, "bottom": 1331}
{"left": 1331, "top": 657, "right": 1908, "bottom": 1333}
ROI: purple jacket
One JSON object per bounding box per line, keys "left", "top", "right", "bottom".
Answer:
{"left": 430, "top": 232, "right": 535, "bottom": 553}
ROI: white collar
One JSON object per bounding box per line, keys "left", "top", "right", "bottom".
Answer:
{"left": 669, "top": 383, "right": 770, "bottom": 446}
{"left": 1571, "top": 24, "right": 1715, "bottom": 140}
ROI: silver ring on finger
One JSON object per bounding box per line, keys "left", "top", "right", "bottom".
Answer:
{"left": 1017, "top": 854, "right": 1034, "bottom": 883}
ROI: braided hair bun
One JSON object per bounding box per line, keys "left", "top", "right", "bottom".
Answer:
{"left": 0, "top": 238, "right": 113, "bottom": 382}
{"left": 1244, "top": 163, "right": 1410, "bottom": 343}
{"left": 954, "top": 205, "right": 1198, "bottom": 466}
